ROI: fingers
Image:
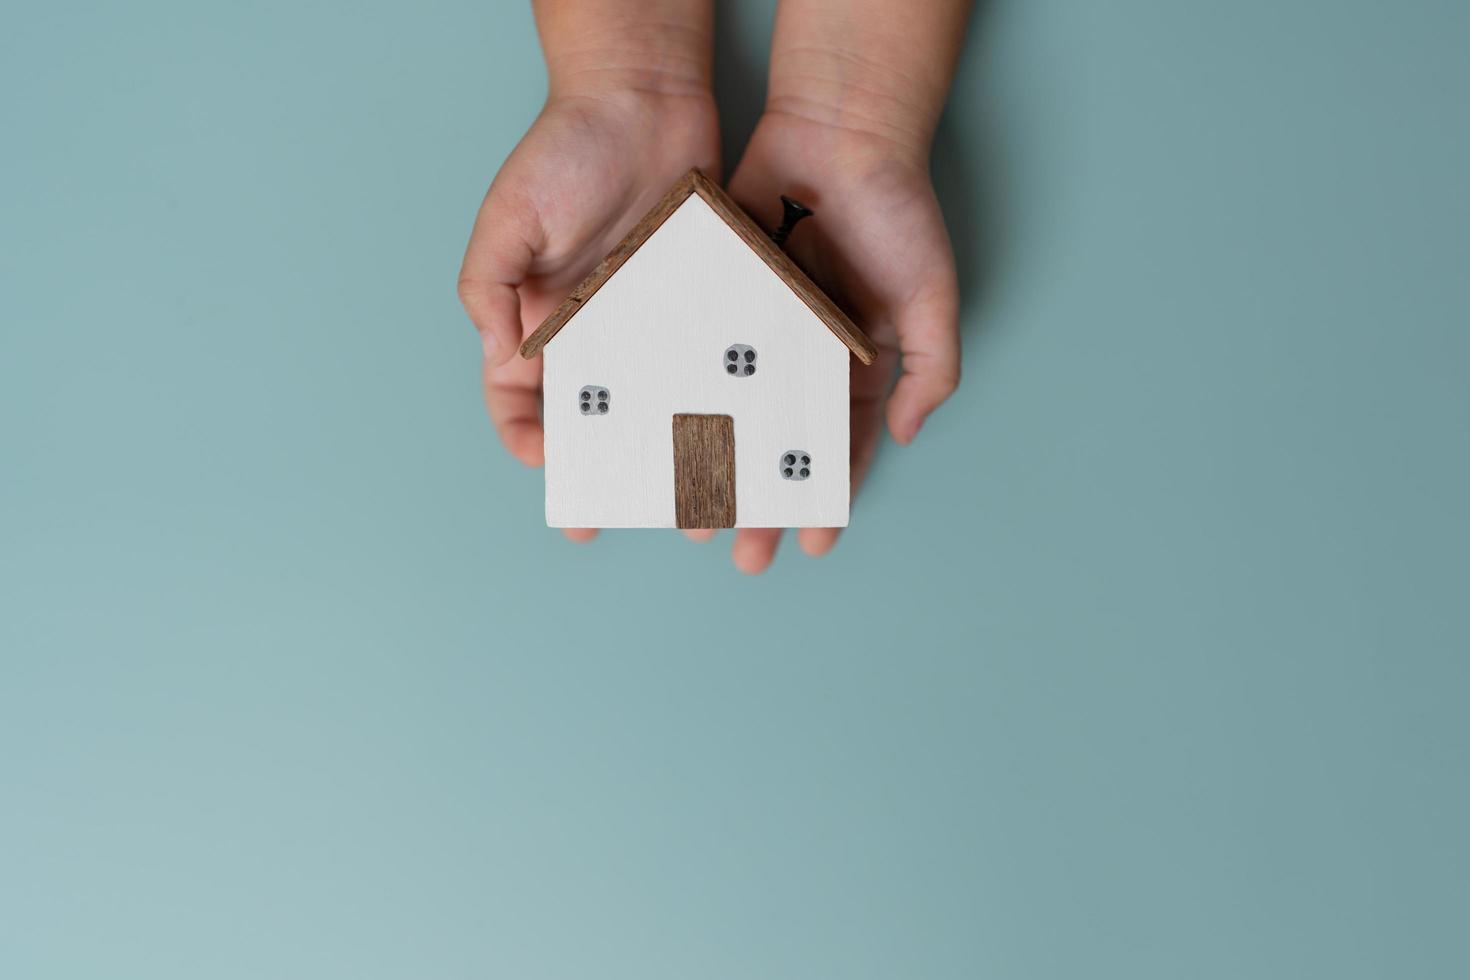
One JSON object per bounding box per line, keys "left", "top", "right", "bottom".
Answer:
{"left": 563, "top": 528, "right": 599, "bottom": 543}
{"left": 732, "top": 528, "right": 783, "bottom": 575}
{"left": 458, "top": 182, "right": 541, "bottom": 367}
{"left": 682, "top": 528, "right": 717, "bottom": 542}
{"left": 797, "top": 527, "right": 840, "bottom": 557}
{"left": 886, "top": 274, "right": 961, "bottom": 445}
{"left": 793, "top": 346, "right": 895, "bottom": 560}
{"left": 482, "top": 355, "right": 544, "bottom": 467}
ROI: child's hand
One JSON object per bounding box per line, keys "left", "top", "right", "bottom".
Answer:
{"left": 457, "top": 2, "right": 718, "bottom": 540}
{"left": 697, "top": 114, "right": 957, "bottom": 572}
{"left": 688, "top": 0, "right": 972, "bottom": 574}
{"left": 459, "top": 92, "right": 717, "bottom": 454}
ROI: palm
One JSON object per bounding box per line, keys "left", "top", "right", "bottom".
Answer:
{"left": 461, "top": 93, "right": 719, "bottom": 472}
{"left": 713, "top": 112, "right": 960, "bottom": 571}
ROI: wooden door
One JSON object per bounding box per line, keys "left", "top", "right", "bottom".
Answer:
{"left": 672, "top": 414, "right": 736, "bottom": 529}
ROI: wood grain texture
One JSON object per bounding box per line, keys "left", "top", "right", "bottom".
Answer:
{"left": 519, "top": 168, "right": 877, "bottom": 365}
{"left": 673, "top": 414, "right": 736, "bottom": 529}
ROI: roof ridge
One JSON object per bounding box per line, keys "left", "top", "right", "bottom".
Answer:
{"left": 518, "top": 168, "right": 876, "bottom": 364}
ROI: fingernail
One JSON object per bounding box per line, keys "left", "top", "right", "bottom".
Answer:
{"left": 480, "top": 331, "right": 499, "bottom": 362}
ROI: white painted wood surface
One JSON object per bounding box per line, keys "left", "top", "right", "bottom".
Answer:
{"left": 542, "top": 194, "right": 850, "bottom": 528}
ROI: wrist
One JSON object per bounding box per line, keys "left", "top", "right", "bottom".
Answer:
{"left": 762, "top": 0, "right": 971, "bottom": 167}
{"left": 764, "top": 49, "right": 943, "bottom": 167}
{"left": 542, "top": 65, "right": 716, "bottom": 151}
{"left": 541, "top": 18, "right": 713, "bottom": 105}
{"left": 762, "top": 80, "right": 937, "bottom": 175}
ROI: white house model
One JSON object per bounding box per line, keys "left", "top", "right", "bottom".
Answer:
{"left": 519, "top": 169, "right": 877, "bottom": 530}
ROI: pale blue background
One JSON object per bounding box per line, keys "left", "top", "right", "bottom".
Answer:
{"left": 2, "top": 1, "right": 1467, "bottom": 977}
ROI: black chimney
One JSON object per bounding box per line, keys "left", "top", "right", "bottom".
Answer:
{"left": 771, "top": 194, "right": 813, "bottom": 247}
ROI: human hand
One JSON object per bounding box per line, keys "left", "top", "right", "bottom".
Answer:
{"left": 680, "top": 0, "right": 970, "bottom": 573}
{"left": 685, "top": 111, "right": 959, "bottom": 572}
{"left": 458, "top": 4, "right": 718, "bottom": 541}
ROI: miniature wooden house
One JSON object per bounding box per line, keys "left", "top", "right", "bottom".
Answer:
{"left": 520, "top": 169, "right": 876, "bottom": 529}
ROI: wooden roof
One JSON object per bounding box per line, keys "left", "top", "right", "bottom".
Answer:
{"left": 518, "top": 168, "right": 877, "bottom": 364}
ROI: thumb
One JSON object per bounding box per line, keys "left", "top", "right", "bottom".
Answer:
{"left": 886, "top": 274, "right": 961, "bottom": 445}
{"left": 457, "top": 184, "right": 541, "bottom": 366}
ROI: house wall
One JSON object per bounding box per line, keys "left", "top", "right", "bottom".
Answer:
{"left": 542, "top": 194, "right": 851, "bottom": 528}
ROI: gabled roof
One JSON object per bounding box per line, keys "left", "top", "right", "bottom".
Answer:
{"left": 518, "top": 168, "right": 877, "bottom": 364}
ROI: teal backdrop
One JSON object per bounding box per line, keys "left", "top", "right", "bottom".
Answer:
{"left": 3, "top": 1, "right": 1467, "bottom": 977}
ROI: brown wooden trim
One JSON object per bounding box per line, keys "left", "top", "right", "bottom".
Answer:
{"left": 518, "top": 168, "right": 877, "bottom": 365}
{"left": 518, "top": 171, "right": 701, "bottom": 360}
{"left": 684, "top": 170, "right": 878, "bottom": 365}
{"left": 673, "top": 414, "right": 736, "bottom": 529}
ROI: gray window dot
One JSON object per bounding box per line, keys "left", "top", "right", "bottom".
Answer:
{"left": 579, "top": 385, "right": 610, "bottom": 416}
{"left": 779, "top": 450, "right": 811, "bottom": 480}
{"left": 724, "top": 344, "right": 757, "bottom": 377}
